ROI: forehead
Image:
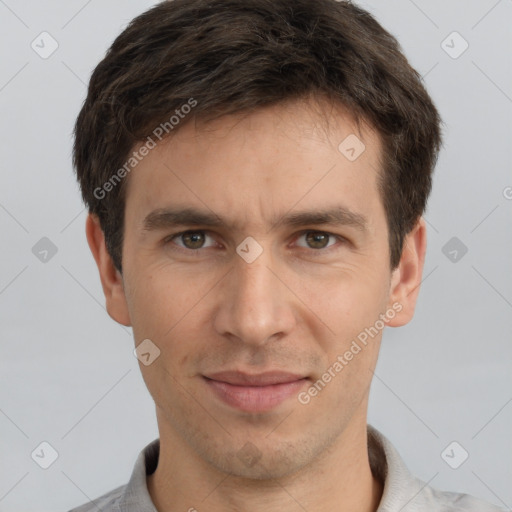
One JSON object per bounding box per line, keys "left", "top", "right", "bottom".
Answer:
{"left": 123, "top": 98, "right": 385, "bottom": 233}
{"left": 164, "top": 97, "right": 379, "bottom": 155}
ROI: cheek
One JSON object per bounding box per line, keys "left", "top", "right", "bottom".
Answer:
{"left": 127, "top": 267, "right": 212, "bottom": 362}
{"left": 296, "top": 264, "right": 388, "bottom": 332}
{"left": 124, "top": 268, "right": 182, "bottom": 340}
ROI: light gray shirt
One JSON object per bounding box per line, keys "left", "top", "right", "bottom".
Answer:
{"left": 67, "top": 425, "right": 505, "bottom": 511}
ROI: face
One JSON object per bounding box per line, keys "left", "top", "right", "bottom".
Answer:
{"left": 89, "top": 98, "right": 425, "bottom": 480}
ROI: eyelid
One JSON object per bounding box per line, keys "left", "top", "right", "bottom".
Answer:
{"left": 164, "top": 230, "right": 218, "bottom": 250}
{"left": 292, "top": 230, "right": 347, "bottom": 251}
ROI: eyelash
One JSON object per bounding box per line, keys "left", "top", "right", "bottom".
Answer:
{"left": 163, "top": 230, "right": 347, "bottom": 255}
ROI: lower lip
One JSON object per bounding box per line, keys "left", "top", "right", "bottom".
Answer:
{"left": 204, "top": 377, "right": 308, "bottom": 412}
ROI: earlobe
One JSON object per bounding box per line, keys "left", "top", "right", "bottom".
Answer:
{"left": 385, "top": 217, "right": 427, "bottom": 328}
{"left": 85, "top": 213, "right": 132, "bottom": 326}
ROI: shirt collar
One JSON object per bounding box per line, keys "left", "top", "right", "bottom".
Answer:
{"left": 367, "top": 425, "right": 428, "bottom": 511}
{"left": 118, "top": 437, "right": 160, "bottom": 511}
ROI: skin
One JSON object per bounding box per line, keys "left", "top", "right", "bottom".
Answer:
{"left": 86, "top": 97, "right": 426, "bottom": 512}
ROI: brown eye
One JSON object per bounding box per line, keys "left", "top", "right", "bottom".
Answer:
{"left": 180, "top": 231, "right": 206, "bottom": 249}
{"left": 164, "top": 230, "right": 219, "bottom": 255}
{"left": 303, "top": 231, "right": 334, "bottom": 249}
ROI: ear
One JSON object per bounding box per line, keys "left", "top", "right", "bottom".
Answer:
{"left": 385, "top": 217, "right": 427, "bottom": 327}
{"left": 85, "top": 213, "right": 131, "bottom": 326}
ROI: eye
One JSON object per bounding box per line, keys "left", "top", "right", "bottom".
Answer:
{"left": 165, "top": 230, "right": 217, "bottom": 251}
{"left": 295, "top": 231, "right": 342, "bottom": 250}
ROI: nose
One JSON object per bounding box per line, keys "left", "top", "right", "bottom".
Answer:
{"left": 213, "top": 248, "right": 297, "bottom": 347}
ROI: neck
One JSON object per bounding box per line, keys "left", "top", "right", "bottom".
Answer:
{"left": 147, "top": 413, "right": 383, "bottom": 512}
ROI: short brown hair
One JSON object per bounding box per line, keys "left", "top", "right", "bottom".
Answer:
{"left": 73, "top": 0, "right": 443, "bottom": 273}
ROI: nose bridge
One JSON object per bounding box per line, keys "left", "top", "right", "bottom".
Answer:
{"left": 236, "top": 254, "right": 275, "bottom": 305}
{"left": 214, "top": 246, "right": 295, "bottom": 345}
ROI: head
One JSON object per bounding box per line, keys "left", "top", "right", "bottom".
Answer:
{"left": 75, "top": 0, "right": 442, "bottom": 480}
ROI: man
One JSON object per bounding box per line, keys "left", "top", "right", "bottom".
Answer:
{"left": 68, "top": 0, "right": 504, "bottom": 510}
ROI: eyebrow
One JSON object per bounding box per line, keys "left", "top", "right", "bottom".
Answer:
{"left": 142, "top": 206, "right": 368, "bottom": 234}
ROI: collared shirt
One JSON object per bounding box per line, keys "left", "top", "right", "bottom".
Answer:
{"left": 67, "top": 425, "right": 505, "bottom": 512}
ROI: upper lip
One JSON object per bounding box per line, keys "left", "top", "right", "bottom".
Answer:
{"left": 204, "top": 371, "right": 306, "bottom": 386}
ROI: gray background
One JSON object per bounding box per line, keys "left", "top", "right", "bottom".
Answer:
{"left": 0, "top": 1, "right": 511, "bottom": 510}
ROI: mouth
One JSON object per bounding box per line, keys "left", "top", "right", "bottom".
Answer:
{"left": 202, "top": 371, "right": 309, "bottom": 412}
